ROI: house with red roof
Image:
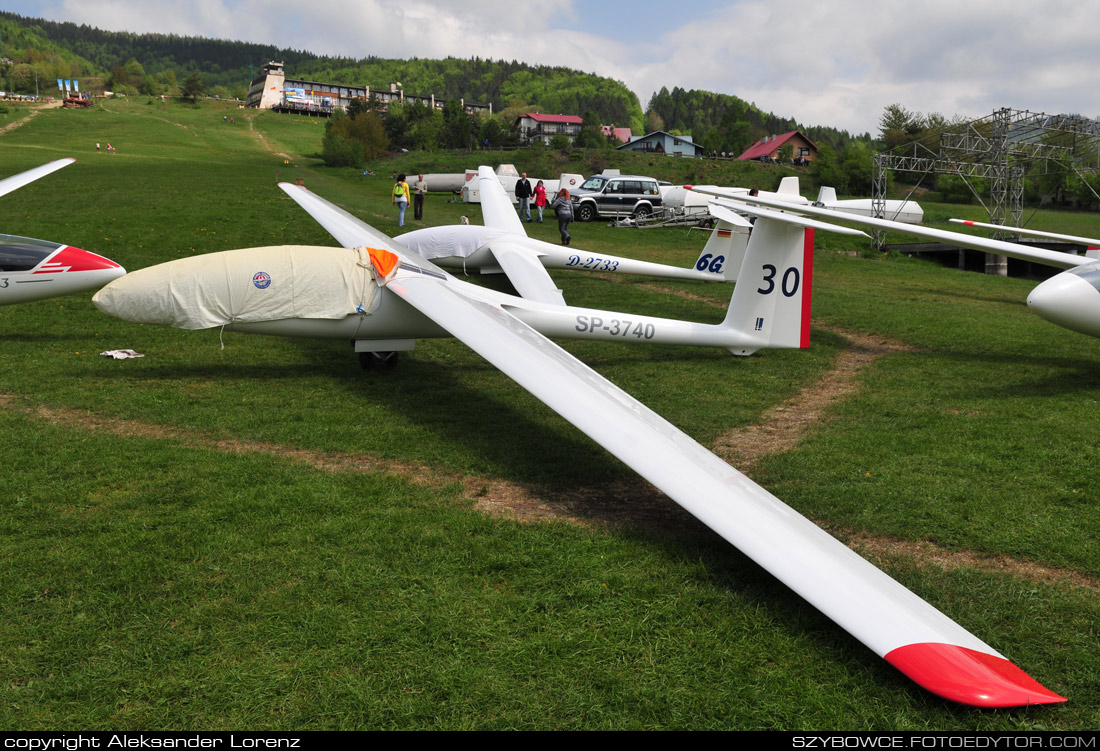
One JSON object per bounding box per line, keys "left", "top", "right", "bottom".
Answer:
{"left": 737, "top": 130, "right": 818, "bottom": 164}
{"left": 514, "top": 113, "right": 584, "bottom": 144}
{"left": 601, "top": 125, "right": 634, "bottom": 144}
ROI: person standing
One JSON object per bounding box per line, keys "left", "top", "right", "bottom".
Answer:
{"left": 533, "top": 180, "right": 548, "bottom": 223}
{"left": 392, "top": 174, "right": 411, "bottom": 227}
{"left": 413, "top": 174, "right": 427, "bottom": 220}
{"left": 515, "top": 171, "right": 533, "bottom": 223}
{"left": 551, "top": 188, "right": 573, "bottom": 246}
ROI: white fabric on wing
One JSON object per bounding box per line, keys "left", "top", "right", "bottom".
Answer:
{"left": 396, "top": 225, "right": 508, "bottom": 260}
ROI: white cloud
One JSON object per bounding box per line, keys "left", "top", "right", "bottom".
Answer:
{"left": 17, "top": 0, "right": 1100, "bottom": 134}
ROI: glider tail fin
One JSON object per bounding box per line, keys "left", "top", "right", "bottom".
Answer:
{"left": 721, "top": 218, "right": 814, "bottom": 355}
{"left": 694, "top": 219, "right": 750, "bottom": 281}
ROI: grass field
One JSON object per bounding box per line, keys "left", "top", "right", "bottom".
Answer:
{"left": 1, "top": 97, "right": 1098, "bottom": 730}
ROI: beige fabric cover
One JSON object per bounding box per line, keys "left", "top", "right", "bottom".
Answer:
{"left": 93, "top": 246, "right": 378, "bottom": 330}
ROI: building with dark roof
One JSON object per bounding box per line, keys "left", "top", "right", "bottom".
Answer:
{"left": 617, "top": 130, "right": 706, "bottom": 157}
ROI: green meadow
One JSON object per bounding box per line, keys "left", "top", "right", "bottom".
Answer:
{"left": 1, "top": 98, "right": 1098, "bottom": 730}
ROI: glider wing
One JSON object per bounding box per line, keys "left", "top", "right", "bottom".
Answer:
{"left": 0, "top": 158, "right": 76, "bottom": 199}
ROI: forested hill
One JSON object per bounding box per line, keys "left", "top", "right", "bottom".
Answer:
{"left": 647, "top": 86, "right": 871, "bottom": 156}
{"left": 0, "top": 11, "right": 643, "bottom": 131}
{"left": 296, "top": 58, "right": 643, "bottom": 134}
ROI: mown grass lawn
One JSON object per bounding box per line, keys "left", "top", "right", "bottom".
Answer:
{"left": 0, "top": 98, "right": 1097, "bottom": 730}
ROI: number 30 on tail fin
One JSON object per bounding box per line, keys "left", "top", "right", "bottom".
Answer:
{"left": 716, "top": 199, "right": 866, "bottom": 355}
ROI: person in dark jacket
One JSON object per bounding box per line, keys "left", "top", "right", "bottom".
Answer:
{"left": 515, "top": 172, "right": 533, "bottom": 223}
{"left": 551, "top": 188, "right": 573, "bottom": 245}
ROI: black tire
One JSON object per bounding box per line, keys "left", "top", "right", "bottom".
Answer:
{"left": 359, "top": 351, "right": 399, "bottom": 371}
{"left": 633, "top": 204, "right": 653, "bottom": 219}
{"left": 577, "top": 203, "right": 597, "bottom": 222}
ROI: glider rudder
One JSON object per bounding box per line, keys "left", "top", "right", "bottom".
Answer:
{"left": 721, "top": 220, "right": 814, "bottom": 354}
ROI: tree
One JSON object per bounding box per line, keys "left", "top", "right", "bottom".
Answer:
{"left": 645, "top": 109, "right": 665, "bottom": 134}
{"left": 839, "top": 142, "right": 873, "bottom": 195}
{"left": 440, "top": 100, "right": 473, "bottom": 150}
{"left": 346, "top": 97, "right": 371, "bottom": 119}
{"left": 480, "top": 117, "right": 503, "bottom": 148}
{"left": 322, "top": 111, "right": 389, "bottom": 167}
{"left": 10, "top": 63, "right": 34, "bottom": 94}
{"left": 575, "top": 109, "right": 605, "bottom": 149}
{"left": 180, "top": 71, "right": 205, "bottom": 103}
{"left": 811, "top": 144, "right": 848, "bottom": 193}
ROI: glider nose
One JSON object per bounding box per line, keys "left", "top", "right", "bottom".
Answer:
{"left": 72, "top": 246, "right": 127, "bottom": 285}
{"left": 1027, "top": 268, "right": 1100, "bottom": 338}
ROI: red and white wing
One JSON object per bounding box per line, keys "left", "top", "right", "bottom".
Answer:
{"left": 950, "top": 218, "right": 1100, "bottom": 257}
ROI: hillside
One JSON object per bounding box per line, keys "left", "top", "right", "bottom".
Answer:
{"left": 0, "top": 11, "right": 643, "bottom": 131}
{"left": 647, "top": 85, "right": 873, "bottom": 157}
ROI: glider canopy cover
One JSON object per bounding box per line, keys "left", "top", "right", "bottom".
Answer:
{"left": 93, "top": 245, "right": 382, "bottom": 329}
{"left": 398, "top": 225, "right": 511, "bottom": 260}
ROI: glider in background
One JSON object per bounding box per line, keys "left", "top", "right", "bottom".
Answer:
{"left": 90, "top": 183, "right": 1064, "bottom": 708}
{"left": 696, "top": 184, "right": 1100, "bottom": 341}
{"left": 1, "top": 159, "right": 125, "bottom": 306}
{"left": 394, "top": 166, "right": 743, "bottom": 306}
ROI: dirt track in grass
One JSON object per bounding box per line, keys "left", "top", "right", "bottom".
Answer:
{"left": 3, "top": 308, "right": 1097, "bottom": 594}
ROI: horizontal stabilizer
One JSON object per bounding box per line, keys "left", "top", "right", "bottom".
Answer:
{"left": 711, "top": 198, "right": 870, "bottom": 237}
{"left": 487, "top": 238, "right": 566, "bottom": 306}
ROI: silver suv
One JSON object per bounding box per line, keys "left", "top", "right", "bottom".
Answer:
{"left": 571, "top": 175, "right": 663, "bottom": 222}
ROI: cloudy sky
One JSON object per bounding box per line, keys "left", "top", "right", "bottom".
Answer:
{"left": 6, "top": 0, "right": 1098, "bottom": 135}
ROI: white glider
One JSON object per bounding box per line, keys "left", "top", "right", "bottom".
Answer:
{"left": 395, "top": 166, "right": 744, "bottom": 306}
{"left": 1, "top": 159, "right": 126, "bottom": 306}
{"left": 91, "top": 184, "right": 1064, "bottom": 708}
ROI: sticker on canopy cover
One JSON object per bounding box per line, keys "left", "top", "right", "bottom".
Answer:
{"left": 252, "top": 271, "right": 271, "bottom": 289}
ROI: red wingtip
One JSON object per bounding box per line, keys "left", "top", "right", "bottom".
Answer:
{"left": 683, "top": 184, "right": 694, "bottom": 190}
{"left": 886, "top": 643, "right": 1066, "bottom": 708}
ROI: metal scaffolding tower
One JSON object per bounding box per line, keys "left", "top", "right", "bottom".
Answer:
{"left": 872, "top": 108, "right": 1100, "bottom": 273}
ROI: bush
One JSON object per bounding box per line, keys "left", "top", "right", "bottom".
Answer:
{"left": 322, "top": 132, "right": 366, "bottom": 169}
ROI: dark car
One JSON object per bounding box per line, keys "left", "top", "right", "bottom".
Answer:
{"left": 570, "top": 174, "right": 663, "bottom": 222}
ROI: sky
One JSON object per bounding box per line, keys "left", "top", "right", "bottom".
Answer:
{"left": 5, "top": 0, "right": 1099, "bottom": 136}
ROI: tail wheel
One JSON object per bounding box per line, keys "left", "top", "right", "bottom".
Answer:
{"left": 359, "top": 351, "right": 399, "bottom": 371}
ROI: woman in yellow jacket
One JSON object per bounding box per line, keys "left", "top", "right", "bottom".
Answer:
{"left": 392, "top": 174, "right": 411, "bottom": 227}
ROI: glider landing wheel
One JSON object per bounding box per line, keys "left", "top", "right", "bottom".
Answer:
{"left": 359, "top": 351, "right": 399, "bottom": 371}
